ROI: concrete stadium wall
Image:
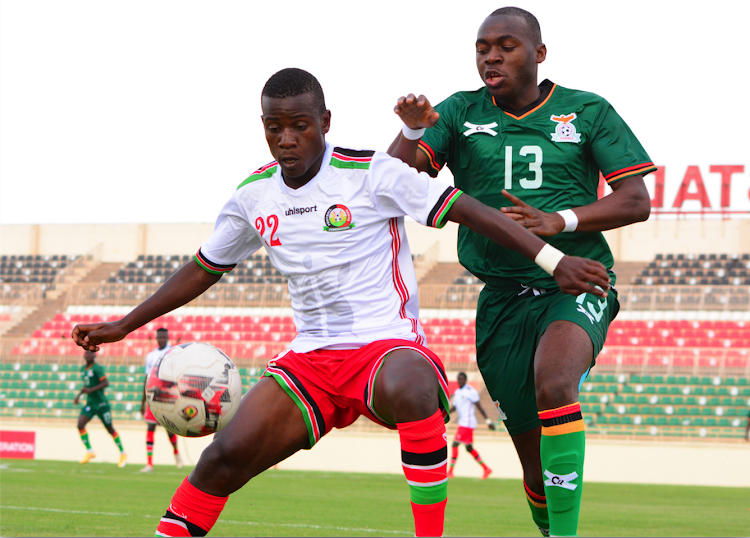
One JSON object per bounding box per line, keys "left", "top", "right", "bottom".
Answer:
{"left": 4, "top": 421, "right": 749, "bottom": 487}
{"left": 1, "top": 219, "right": 749, "bottom": 263}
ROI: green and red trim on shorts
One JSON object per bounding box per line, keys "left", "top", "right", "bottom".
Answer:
{"left": 364, "top": 345, "right": 452, "bottom": 427}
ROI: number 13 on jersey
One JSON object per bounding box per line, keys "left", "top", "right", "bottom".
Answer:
{"left": 503, "top": 145, "right": 543, "bottom": 190}
{"left": 255, "top": 215, "right": 282, "bottom": 247}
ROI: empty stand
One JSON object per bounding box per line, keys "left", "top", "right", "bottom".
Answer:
{"left": 0, "top": 254, "right": 76, "bottom": 285}
{"left": 635, "top": 253, "right": 750, "bottom": 286}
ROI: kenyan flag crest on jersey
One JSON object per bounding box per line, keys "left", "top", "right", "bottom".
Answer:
{"left": 324, "top": 204, "right": 355, "bottom": 231}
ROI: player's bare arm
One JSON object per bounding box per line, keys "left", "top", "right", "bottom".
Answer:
{"left": 445, "top": 193, "right": 611, "bottom": 297}
{"left": 501, "top": 175, "right": 651, "bottom": 235}
{"left": 71, "top": 260, "right": 222, "bottom": 351}
{"left": 386, "top": 93, "right": 436, "bottom": 172}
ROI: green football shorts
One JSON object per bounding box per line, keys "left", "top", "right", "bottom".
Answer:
{"left": 80, "top": 401, "right": 113, "bottom": 428}
{"left": 476, "top": 281, "right": 619, "bottom": 436}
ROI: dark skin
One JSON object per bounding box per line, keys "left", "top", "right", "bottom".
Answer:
{"left": 449, "top": 373, "right": 495, "bottom": 453}
{"left": 75, "top": 351, "right": 115, "bottom": 434}
{"left": 388, "top": 13, "right": 652, "bottom": 499}
{"left": 72, "top": 90, "right": 609, "bottom": 497}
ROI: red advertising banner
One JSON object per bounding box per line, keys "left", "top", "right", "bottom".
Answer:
{"left": 0, "top": 430, "right": 36, "bottom": 459}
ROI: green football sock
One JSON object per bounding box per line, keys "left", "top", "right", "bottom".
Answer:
{"left": 539, "top": 403, "right": 585, "bottom": 537}
{"left": 111, "top": 431, "right": 125, "bottom": 453}
{"left": 79, "top": 429, "right": 92, "bottom": 451}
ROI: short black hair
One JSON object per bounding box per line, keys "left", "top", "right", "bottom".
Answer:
{"left": 262, "top": 68, "right": 326, "bottom": 113}
{"left": 457, "top": 372, "right": 467, "bottom": 379}
{"left": 489, "top": 7, "right": 542, "bottom": 44}
{"left": 156, "top": 328, "right": 168, "bottom": 334}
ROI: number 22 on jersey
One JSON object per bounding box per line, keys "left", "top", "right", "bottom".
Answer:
{"left": 255, "top": 215, "right": 282, "bottom": 247}
{"left": 503, "top": 145, "right": 543, "bottom": 190}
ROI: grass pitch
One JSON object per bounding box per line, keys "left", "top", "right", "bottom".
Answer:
{"left": 1, "top": 459, "right": 748, "bottom": 536}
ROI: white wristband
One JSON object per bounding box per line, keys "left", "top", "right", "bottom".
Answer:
{"left": 534, "top": 244, "right": 565, "bottom": 275}
{"left": 557, "top": 209, "right": 578, "bottom": 232}
{"left": 401, "top": 124, "right": 426, "bottom": 140}
{"left": 485, "top": 418, "right": 492, "bottom": 425}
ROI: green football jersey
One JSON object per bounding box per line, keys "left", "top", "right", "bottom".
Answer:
{"left": 80, "top": 363, "right": 108, "bottom": 406}
{"left": 419, "top": 80, "right": 656, "bottom": 289}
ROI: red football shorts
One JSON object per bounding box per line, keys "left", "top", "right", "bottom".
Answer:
{"left": 454, "top": 426, "right": 474, "bottom": 445}
{"left": 144, "top": 405, "right": 158, "bottom": 424}
{"left": 263, "top": 339, "right": 450, "bottom": 448}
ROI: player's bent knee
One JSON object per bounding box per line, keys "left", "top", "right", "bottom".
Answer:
{"left": 376, "top": 351, "right": 440, "bottom": 423}
{"left": 535, "top": 376, "right": 579, "bottom": 411}
{"left": 465, "top": 444, "right": 473, "bottom": 452}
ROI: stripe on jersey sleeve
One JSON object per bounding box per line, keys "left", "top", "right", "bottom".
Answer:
{"left": 237, "top": 161, "right": 278, "bottom": 190}
{"left": 427, "top": 187, "right": 463, "bottom": 228}
{"left": 604, "top": 162, "right": 657, "bottom": 184}
{"left": 193, "top": 248, "right": 236, "bottom": 275}
{"left": 418, "top": 141, "right": 442, "bottom": 176}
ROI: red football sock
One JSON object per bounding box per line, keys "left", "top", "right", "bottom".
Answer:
{"left": 156, "top": 477, "right": 228, "bottom": 537}
{"left": 168, "top": 432, "right": 179, "bottom": 454}
{"left": 398, "top": 410, "right": 448, "bottom": 537}
{"left": 450, "top": 445, "right": 459, "bottom": 468}
{"left": 470, "top": 448, "right": 487, "bottom": 469}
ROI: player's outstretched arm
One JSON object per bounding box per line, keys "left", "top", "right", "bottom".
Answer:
{"left": 446, "top": 194, "right": 611, "bottom": 298}
{"left": 71, "top": 260, "right": 222, "bottom": 352}
{"left": 386, "top": 93, "right": 437, "bottom": 172}
{"left": 475, "top": 402, "right": 496, "bottom": 431}
{"left": 500, "top": 175, "right": 651, "bottom": 235}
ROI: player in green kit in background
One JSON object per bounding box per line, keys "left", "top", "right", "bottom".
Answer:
{"left": 74, "top": 350, "right": 127, "bottom": 467}
{"left": 388, "top": 7, "right": 655, "bottom": 536}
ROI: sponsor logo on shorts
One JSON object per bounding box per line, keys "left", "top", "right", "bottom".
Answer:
{"left": 323, "top": 204, "right": 355, "bottom": 231}
{"left": 575, "top": 289, "right": 608, "bottom": 324}
{"left": 544, "top": 469, "right": 579, "bottom": 490}
{"left": 550, "top": 113, "right": 581, "bottom": 143}
{"left": 463, "top": 121, "right": 498, "bottom": 137}
{"left": 285, "top": 205, "right": 317, "bottom": 216}
{"left": 493, "top": 400, "right": 508, "bottom": 420}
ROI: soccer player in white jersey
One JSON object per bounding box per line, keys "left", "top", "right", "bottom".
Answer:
{"left": 71, "top": 68, "right": 610, "bottom": 537}
{"left": 448, "top": 372, "right": 495, "bottom": 479}
{"left": 140, "top": 327, "right": 182, "bottom": 472}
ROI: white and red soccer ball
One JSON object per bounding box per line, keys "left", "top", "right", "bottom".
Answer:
{"left": 145, "top": 342, "right": 243, "bottom": 437}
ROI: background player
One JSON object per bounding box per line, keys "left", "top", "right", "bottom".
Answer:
{"left": 140, "top": 327, "right": 182, "bottom": 472}
{"left": 74, "top": 350, "right": 127, "bottom": 467}
{"left": 447, "top": 372, "right": 495, "bottom": 479}
{"left": 71, "top": 68, "right": 610, "bottom": 537}
{"left": 388, "top": 7, "right": 655, "bottom": 536}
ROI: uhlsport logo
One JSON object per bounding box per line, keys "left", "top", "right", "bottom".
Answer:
{"left": 544, "top": 469, "right": 579, "bottom": 490}
{"left": 550, "top": 113, "right": 581, "bottom": 143}
{"left": 180, "top": 405, "right": 198, "bottom": 421}
{"left": 463, "top": 121, "right": 498, "bottom": 137}
{"left": 323, "top": 204, "right": 355, "bottom": 232}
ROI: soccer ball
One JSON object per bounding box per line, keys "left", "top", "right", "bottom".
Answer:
{"left": 145, "top": 342, "right": 243, "bottom": 437}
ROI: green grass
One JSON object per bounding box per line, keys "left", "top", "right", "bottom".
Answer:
{"left": 1, "top": 459, "right": 748, "bottom": 536}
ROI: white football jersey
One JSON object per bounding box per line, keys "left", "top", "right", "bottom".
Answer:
{"left": 145, "top": 345, "right": 171, "bottom": 376}
{"left": 452, "top": 384, "right": 481, "bottom": 429}
{"left": 198, "top": 142, "right": 462, "bottom": 353}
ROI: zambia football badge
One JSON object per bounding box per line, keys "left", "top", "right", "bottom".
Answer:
{"left": 550, "top": 113, "right": 581, "bottom": 143}
{"left": 323, "top": 204, "right": 355, "bottom": 232}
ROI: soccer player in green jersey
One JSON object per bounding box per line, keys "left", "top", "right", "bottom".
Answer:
{"left": 74, "top": 350, "right": 127, "bottom": 467}
{"left": 388, "top": 7, "right": 654, "bottom": 536}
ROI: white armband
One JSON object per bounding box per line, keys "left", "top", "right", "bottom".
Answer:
{"left": 557, "top": 209, "right": 579, "bottom": 232}
{"left": 401, "top": 124, "right": 426, "bottom": 140}
{"left": 485, "top": 418, "right": 493, "bottom": 425}
{"left": 534, "top": 244, "right": 565, "bottom": 275}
